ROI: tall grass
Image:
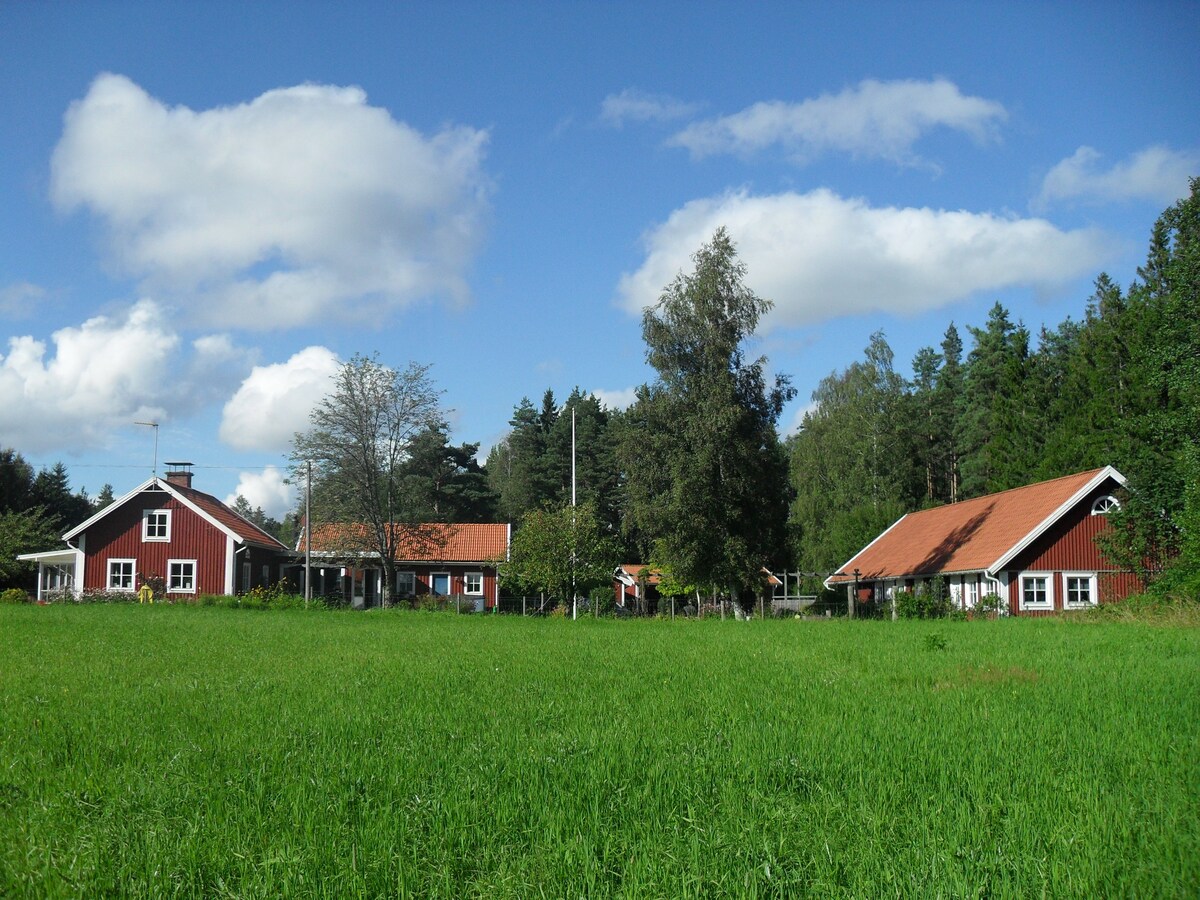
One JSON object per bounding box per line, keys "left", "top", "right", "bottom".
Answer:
{"left": 1, "top": 606, "right": 1196, "bottom": 897}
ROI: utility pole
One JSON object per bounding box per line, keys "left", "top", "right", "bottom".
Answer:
{"left": 305, "top": 460, "right": 312, "bottom": 608}
{"left": 571, "top": 406, "right": 577, "bottom": 621}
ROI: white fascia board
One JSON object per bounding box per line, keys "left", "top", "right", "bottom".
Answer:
{"left": 17, "top": 549, "right": 81, "bottom": 564}
{"left": 988, "top": 466, "right": 1126, "bottom": 575}
{"left": 823, "top": 513, "right": 910, "bottom": 590}
{"left": 62, "top": 476, "right": 159, "bottom": 540}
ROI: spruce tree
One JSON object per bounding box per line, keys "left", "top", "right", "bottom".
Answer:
{"left": 622, "top": 228, "right": 794, "bottom": 596}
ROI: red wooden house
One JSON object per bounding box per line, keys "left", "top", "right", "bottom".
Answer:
{"left": 298, "top": 522, "right": 510, "bottom": 609}
{"left": 825, "top": 466, "right": 1142, "bottom": 615}
{"left": 19, "top": 464, "right": 291, "bottom": 600}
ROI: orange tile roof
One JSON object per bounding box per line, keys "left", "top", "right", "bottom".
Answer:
{"left": 827, "top": 468, "right": 1119, "bottom": 583}
{"left": 305, "top": 522, "right": 509, "bottom": 563}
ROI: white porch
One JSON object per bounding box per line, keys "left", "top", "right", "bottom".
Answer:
{"left": 16, "top": 548, "right": 84, "bottom": 601}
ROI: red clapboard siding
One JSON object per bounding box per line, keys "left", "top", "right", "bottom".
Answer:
{"left": 81, "top": 491, "right": 229, "bottom": 594}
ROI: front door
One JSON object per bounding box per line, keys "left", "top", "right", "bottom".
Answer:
{"left": 431, "top": 573, "right": 450, "bottom": 597}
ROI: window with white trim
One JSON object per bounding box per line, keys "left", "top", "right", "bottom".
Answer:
{"left": 168, "top": 559, "right": 196, "bottom": 593}
{"left": 142, "top": 509, "right": 171, "bottom": 542}
{"left": 108, "top": 559, "right": 136, "bottom": 591}
{"left": 1020, "top": 573, "right": 1053, "bottom": 610}
{"left": 396, "top": 571, "right": 416, "bottom": 597}
{"left": 1064, "top": 572, "right": 1097, "bottom": 608}
{"left": 965, "top": 579, "right": 980, "bottom": 608}
{"left": 1091, "top": 495, "right": 1120, "bottom": 515}
{"left": 464, "top": 572, "right": 483, "bottom": 595}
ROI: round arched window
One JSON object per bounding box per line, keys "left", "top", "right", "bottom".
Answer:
{"left": 1091, "top": 495, "right": 1120, "bottom": 515}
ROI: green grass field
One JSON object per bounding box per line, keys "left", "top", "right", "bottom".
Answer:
{"left": 1, "top": 605, "right": 1197, "bottom": 898}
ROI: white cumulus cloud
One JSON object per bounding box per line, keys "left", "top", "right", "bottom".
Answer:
{"left": 669, "top": 78, "right": 1007, "bottom": 165}
{"left": 219, "top": 346, "right": 341, "bottom": 452}
{"left": 0, "top": 300, "right": 197, "bottom": 452}
{"left": 1035, "top": 145, "right": 1199, "bottom": 208}
{"left": 51, "top": 73, "right": 491, "bottom": 328}
{"left": 618, "top": 189, "right": 1115, "bottom": 330}
{"left": 226, "top": 466, "right": 294, "bottom": 521}
{"left": 600, "top": 89, "right": 699, "bottom": 127}
{"left": 590, "top": 387, "right": 639, "bottom": 411}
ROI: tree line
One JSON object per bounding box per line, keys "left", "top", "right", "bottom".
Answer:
{"left": 4, "top": 181, "right": 1195, "bottom": 602}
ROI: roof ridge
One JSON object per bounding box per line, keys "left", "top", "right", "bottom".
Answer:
{"left": 905, "top": 467, "right": 1105, "bottom": 517}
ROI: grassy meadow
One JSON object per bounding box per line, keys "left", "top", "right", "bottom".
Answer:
{"left": 1, "top": 605, "right": 1197, "bottom": 898}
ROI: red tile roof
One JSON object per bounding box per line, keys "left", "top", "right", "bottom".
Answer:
{"left": 827, "top": 467, "right": 1121, "bottom": 583}
{"left": 304, "top": 522, "right": 509, "bottom": 563}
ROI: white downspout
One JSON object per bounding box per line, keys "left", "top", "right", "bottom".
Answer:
{"left": 985, "top": 571, "right": 1006, "bottom": 615}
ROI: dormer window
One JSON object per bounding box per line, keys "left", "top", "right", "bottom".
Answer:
{"left": 143, "top": 509, "right": 171, "bottom": 541}
{"left": 1091, "top": 495, "right": 1120, "bottom": 516}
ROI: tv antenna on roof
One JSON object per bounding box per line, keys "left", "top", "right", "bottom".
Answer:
{"left": 134, "top": 421, "right": 159, "bottom": 476}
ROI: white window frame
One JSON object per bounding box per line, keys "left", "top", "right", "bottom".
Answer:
{"left": 949, "top": 579, "right": 963, "bottom": 607}
{"left": 1063, "top": 572, "right": 1098, "bottom": 608}
{"left": 965, "top": 579, "right": 980, "bottom": 608}
{"left": 396, "top": 571, "right": 416, "bottom": 598}
{"left": 142, "top": 508, "right": 171, "bottom": 542}
{"left": 167, "top": 559, "right": 197, "bottom": 594}
{"left": 1091, "top": 495, "right": 1120, "bottom": 516}
{"left": 108, "top": 558, "right": 136, "bottom": 592}
{"left": 464, "top": 571, "right": 483, "bottom": 596}
{"left": 242, "top": 560, "right": 251, "bottom": 592}
{"left": 1019, "top": 573, "right": 1054, "bottom": 611}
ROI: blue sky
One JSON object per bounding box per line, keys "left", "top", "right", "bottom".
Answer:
{"left": 2, "top": 1, "right": 1197, "bottom": 519}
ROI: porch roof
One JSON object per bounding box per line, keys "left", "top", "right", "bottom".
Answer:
{"left": 17, "top": 549, "right": 80, "bottom": 565}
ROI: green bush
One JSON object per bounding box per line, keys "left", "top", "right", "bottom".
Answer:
{"left": 1, "top": 587, "right": 29, "bottom": 604}
{"left": 1149, "top": 566, "right": 1200, "bottom": 603}
{"left": 895, "top": 577, "right": 955, "bottom": 619}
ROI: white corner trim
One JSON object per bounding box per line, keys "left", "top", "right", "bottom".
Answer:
{"left": 224, "top": 535, "right": 235, "bottom": 594}
{"left": 988, "top": 466, "right": 1126, "bottom": 575}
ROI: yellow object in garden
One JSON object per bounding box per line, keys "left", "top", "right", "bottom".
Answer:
{"left": 138, "top": 583, "right": 154, "bottom": 604}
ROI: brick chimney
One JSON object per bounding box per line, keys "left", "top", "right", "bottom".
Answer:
{"left": 164, "top": 461, "right": 194, "bottom": 489}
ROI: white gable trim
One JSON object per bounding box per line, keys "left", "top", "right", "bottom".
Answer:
{"left": 987, "top": 466, "right": 1126, "bottom": 575}
{"left": 824, "top": 512, "right": 910, "bottom": 589}
{"left": 63, "top": 476, "right": 159, "bottom": 540}
{"left": 63, "top": 476, "right": 245, "bottom": 546}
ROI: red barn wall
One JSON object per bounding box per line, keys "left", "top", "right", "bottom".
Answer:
{"left": 1004, "top": 481, "right": 1143, "bottom": 614}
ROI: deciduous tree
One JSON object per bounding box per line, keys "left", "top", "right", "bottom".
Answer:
{"left": 290, "top": 354, "right": 443, "bottom": 607}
